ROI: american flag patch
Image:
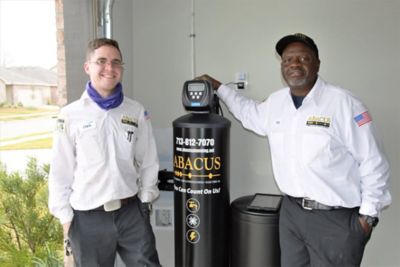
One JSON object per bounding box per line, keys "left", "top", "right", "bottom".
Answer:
{"left": 354, "top": 111, "right": 372, "bottom": 127}
{"left": 144, "top": 110, "right": 151, "bottom": 120}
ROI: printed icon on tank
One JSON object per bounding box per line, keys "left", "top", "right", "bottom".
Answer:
{"left": 186, "top": 198, "right": 200, "bottom": 213}
{"left": 186, "top": 229, "right": 200, "bottom": 244}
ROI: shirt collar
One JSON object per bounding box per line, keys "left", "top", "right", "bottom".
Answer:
{"left": 285, "top": 76, "right": 325, "bottom": 107}
{"left": 304, "top": 76, "right": 324, "bottom": 106}
{"left": 80, "top": 90, "right": 92, "bottom": 104}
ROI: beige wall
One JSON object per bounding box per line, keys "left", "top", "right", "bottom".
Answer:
{"left": 0, "top": 80, "right": 6, "bottom": 103}
{"left": 10, "top": 85, "right": 52, "bottom": 107}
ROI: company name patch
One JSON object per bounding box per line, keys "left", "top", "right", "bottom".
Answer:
{"left": 121, "top": 115, "right": 138, "bottom": 127}
{"left": 306, "top": 116, "right": 331, "bottom": 128}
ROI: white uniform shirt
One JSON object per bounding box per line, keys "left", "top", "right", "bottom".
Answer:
{"left": 217, "top": 77, "right": 391, "bottom": 217}
{"left": 49, "top": 91, "right": 160, "bottom": 224}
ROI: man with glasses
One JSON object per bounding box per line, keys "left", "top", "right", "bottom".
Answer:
{"left": 198, "top": 33, "right": 391, "bottom": 266}
{"left": 49, "top": 38, "right": 161, "bottom": 267}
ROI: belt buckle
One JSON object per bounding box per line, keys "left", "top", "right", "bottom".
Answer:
{"left": 301, "top": 198, "right": 313, "bottom": 210}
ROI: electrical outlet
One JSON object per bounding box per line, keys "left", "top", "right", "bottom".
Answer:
{"left": 235, "top": 72, "right": 248, "bottom": 89}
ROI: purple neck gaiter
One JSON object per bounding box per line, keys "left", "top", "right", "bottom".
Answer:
{"left": 86, "top": 81, "right": 124, "bottom": 110}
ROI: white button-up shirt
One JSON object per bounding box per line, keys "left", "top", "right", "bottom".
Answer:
{"left": 49, "top": 91, "right": 159, "bottom": 224}
{"left": 217, "top": 77, "right": 391, "bottom": 217}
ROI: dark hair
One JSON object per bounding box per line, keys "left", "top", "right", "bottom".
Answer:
{"left": 86, "top": 38, "right": 122, "bottom": 60}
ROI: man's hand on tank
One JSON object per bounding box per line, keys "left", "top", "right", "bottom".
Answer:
{"left": 195, "top": 74, "right": 221, "bottom": 91}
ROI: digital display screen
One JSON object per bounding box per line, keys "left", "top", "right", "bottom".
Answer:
{"left": 188, "top": 83, "right": 205, "bottom": 92}
{"left": 182, "top": 80, "right": 212, "bottom": 111}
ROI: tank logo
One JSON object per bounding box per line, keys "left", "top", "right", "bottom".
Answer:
{"left": 174, "top": 155, "right": 221, "bottom": 179}
{"left": 186, "top": 198, "right": 200, "bottom": 213}
{"left": 186, "top": 214, "right": 200, "bottom": 228}
{"left": 186, "top": 229, "right": 200, "bottom": 244}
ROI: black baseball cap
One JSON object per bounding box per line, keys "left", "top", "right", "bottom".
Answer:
{"left": 276, "top": 33, "right": 319, "bottom": 59}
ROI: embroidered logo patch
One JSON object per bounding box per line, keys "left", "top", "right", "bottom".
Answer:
{"left": 56, "top": 118, "right": 65, "bottom": 132}
{"left": 306, "top": 116, "right": 331, "bottom": 128}
{"left": 121, "top": 115, "right": 138, "bottom": 127}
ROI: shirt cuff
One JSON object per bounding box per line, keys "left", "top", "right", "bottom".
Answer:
{"left": 216, "top": 84, "right": 231, "bottom": 99}
{"left": 359, "top": 202, "right": 379, "bottom": 218}
{"left": 138, "top": 188, "right": 160, "bottom": 203}
{"left": 58, "top": 208, "right": 74, "bottom": 225}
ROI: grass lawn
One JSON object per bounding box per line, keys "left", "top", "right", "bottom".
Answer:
{"left": 0, "top": 131, "right": 52, "bottom": 142}
{"left": 0, "top": 106, "right": 57, "bottom": 150}
{"left": 0, "top": 137, "right": 52, "bottom": 150}
{"left": 0, "top": 106, "right": 59, "bottom": 121}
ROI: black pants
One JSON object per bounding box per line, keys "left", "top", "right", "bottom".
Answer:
{"left": 69, "top": 197, "right": 161, "bottom": 267}
{"left": 279, "top": 196, "right": 371, "bottom": 267}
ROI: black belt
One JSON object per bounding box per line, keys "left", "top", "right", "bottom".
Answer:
{"left": 91, "top": 195, "right": 137, "bottom": 211}
{"left": 290, "top": 196, "right": 343, "bottom": 211}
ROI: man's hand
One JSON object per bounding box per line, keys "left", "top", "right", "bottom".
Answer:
{"left": 358, "top": 216, "right": 373, "bottom": 235}
{"left": 62, "top": 222, "right": 74, "bottom": 266}
{"left": 195, "top": 74, "right": 222, "bottom": 91}
{"left": 63, "top": 222, "right": 71, "bottom": 238}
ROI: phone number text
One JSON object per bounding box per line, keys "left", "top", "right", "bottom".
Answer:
{"left": 175, "top": 137, "right": 215, "bottom": 147}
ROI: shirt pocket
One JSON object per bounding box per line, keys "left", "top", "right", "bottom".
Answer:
{"left": 268, "top": 131, "right": 287, "bottom": 162}
{"left": 300, "top": 132, "right": 331, "bottom": 167}
{"left": 115, "top": 124, "right": 136, "bottom": 161}
{"left": 76, "top": 128, "right": 105, "bottom": 167}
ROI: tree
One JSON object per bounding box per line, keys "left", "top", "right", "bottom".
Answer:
{"left": 0, "top": 158, "right": 63, "bottom": 266}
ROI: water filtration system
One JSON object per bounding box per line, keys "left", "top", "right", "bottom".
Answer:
{"left": 173, "top": 80, "right": 230, "bottom": 267}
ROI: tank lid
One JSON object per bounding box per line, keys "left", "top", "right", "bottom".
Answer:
{"left": 173, "top": 113, "right": 231, "bottom": 128}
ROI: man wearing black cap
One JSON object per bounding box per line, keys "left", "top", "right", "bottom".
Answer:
{"left": 198, "top": 33, "right": 391, "bottom": 266}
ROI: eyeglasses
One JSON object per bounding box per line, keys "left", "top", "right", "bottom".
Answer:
{"left": 90, "top": 58, "right": 124, "bottom": 69}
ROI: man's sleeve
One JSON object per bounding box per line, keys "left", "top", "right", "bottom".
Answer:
{"left": 135, "top": 109, "right": 160, "bottom": 203}
{"left": 48, "top": 112, "right": 75, "bottom": 224}
{"left": 345, "top": 102, "right": 391, "bottom": 217}
{"left": 217, "top": 84, "right": 269, "bottom": 136}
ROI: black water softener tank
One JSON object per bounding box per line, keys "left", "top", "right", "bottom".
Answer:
{"left": 173, "top": 80, "right": 230, "bottom": 267}
{"left": 231, "top": 194, "right": 281, "bottom": 267}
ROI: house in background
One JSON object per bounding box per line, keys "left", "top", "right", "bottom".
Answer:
{"left": 0, "top": 67, "right": 57, "bottom": 107}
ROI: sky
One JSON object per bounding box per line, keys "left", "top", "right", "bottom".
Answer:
{"left": 0, "top": 0, "right": 57, "bottom": 68}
